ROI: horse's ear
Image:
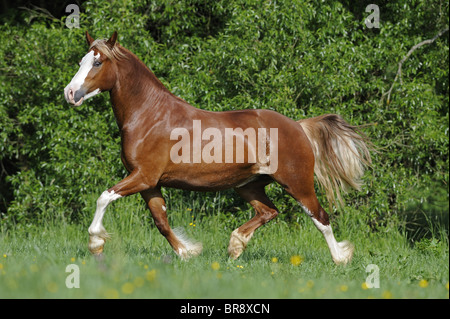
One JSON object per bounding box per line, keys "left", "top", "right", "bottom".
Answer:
{"left": 86, "top": 31, "right": 94, "bottom": 46}
{"left": 107, "top": 31, "right": 118, "bottom": 48}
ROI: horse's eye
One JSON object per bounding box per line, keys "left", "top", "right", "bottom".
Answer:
{"left": 93, "top": 61, "right": 102, "bottom": 67}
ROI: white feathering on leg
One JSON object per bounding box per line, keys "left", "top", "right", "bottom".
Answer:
{"left": 172, "top": 227, "right": 203, "bottom": 259}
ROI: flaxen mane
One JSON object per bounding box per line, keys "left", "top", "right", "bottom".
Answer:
{"left": 90, "top": 39, "right": 128, "bottom": 61}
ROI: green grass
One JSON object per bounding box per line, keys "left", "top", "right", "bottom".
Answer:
{"left": 0, "top": 195, "right": 448, "bottom": 299}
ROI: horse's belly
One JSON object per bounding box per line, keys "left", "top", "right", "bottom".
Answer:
{"left": 158, "top": 162, "right": 261, "bottom": 191}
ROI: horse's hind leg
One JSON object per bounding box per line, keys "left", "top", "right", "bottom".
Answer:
{"left": 228, "top": 182, "right": 279, "bottom": 259}
{"left": 275, "top": 169, "right": 354, "bottom": 265}
{"left": 140, "top": 188, "right": 202, "bottom": 260}
{"left": 296, "top": 189, "right": 353, "bottom": 265}
{"left": 272, "top": 144, "right": 353, "bottom": 264}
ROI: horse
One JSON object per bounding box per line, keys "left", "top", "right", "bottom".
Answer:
{"left": 64, "top": 31, "right": 371, "bottom": 264}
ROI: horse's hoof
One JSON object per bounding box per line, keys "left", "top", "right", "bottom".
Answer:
{"left": 89, "top": 235, "right": 106, "bottom": 255}
{"left": 227, "top": 230, "right": 248, "bottom": 259}
{"left": 228, "top": 247, "right": 244, "bottom": 260}
{"left": 332, "top": 240, "right": 354, "bottom": 265}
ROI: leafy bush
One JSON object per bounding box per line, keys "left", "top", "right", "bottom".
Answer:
{"left": 0, "top": 0, "right": 448, "bottom": 239}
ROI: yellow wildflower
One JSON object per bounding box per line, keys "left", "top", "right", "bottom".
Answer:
{"left": 46, "top": 282, "right": 58, "bottom": 293}
{"left": 290, "top": 255, "right": 303, "bottom": 266}
{"left": 146, "top": 269, "right": 157, "bottom": 282}
{"left": 121, "top": 282, "right": 135, "bottom": 294}
{"left": 339, "top": 285, "right": 348, "bottom": 292}
{"left": 382, "top": 290, "right": 393, "bottom": 299}
{"left": 211, "top": 262, "right": 220, "bottom": 271}
{"left": 104, "top": 288, "right": 119, "bottom": 299}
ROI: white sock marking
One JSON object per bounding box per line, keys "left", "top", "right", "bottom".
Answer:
{"left": 88, "top": 190, "right": 122, "bottom": 236}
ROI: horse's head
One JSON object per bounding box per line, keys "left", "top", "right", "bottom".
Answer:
{"left": 64, "top": 31, "right": 121, "bottom": 106}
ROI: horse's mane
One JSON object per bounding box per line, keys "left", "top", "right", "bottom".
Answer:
{"left": 90, "top": 38, "right": 190, "bottom": 106}
{"left": 90, "top": 39, "right": 128, "bottom": 61}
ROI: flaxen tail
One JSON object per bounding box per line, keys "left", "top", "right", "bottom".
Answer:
{"left": 298, "top": 114, "right": 372, "bottom": 208}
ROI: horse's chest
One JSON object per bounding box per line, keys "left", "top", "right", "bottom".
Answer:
{"left": 119, "top": 130, "right": 166, "bottom": 172}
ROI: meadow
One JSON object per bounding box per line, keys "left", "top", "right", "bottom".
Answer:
{"left": 1, "top": 193, "right": 448, "bottom": 299}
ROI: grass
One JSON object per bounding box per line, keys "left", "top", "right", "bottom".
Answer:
{"left": 0, "top": 194, "right": 448, "bottom": 299}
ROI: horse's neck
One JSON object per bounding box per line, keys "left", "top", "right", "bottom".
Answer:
{"left": 109, "top": 51, "right": 183, "bottom": 130}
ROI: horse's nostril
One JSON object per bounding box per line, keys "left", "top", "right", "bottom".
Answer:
{"left": 68, "top": 89, "right": 74, "bottom": 100}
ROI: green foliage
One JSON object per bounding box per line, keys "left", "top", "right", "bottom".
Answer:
{"left": 415, "top": 237, "right": 442, "bottom": 256}
{"left": 0, "top": 0, "right": 448, "bottom": 241}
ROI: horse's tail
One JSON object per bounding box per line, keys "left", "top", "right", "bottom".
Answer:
{"left": 298, "top": 114, "right": 372, "bottom": 208}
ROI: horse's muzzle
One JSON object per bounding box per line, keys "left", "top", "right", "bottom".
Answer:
{"left": 64, "top": 86, "right": 85, "bottom": 106}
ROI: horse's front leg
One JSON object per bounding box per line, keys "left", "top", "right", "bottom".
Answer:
{"left": 88, "top": 169, "right": 151, "bottom": 255}
{"left": 140, "top": 188, "right": 202, "bottom": 260}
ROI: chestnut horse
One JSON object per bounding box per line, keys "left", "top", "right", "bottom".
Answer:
{"left": 64, "top": 31, "right": 371, "bottom": 264}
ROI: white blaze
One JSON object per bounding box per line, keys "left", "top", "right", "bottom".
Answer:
{"left": 64, "top": 51, "right": 101, "bottom": 103}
